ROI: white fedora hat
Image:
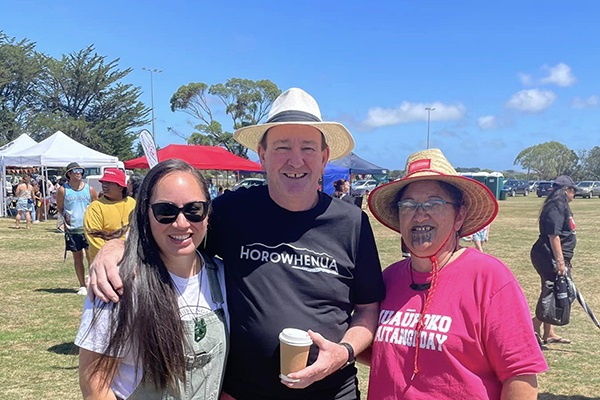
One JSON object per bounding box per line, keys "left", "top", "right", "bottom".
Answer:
{"left": 233, "top": 88, "right": 354, "bottom": 160}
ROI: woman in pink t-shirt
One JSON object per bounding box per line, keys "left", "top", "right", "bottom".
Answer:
{"left": 365, "top": 149, "right": 547, "bottom": 400}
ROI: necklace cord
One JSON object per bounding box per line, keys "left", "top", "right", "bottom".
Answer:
{"left": 170, "top": 255, "right": 204, "bottom": 320}
{"left": 409, "top": 230, "right": 459, "bottom": 380}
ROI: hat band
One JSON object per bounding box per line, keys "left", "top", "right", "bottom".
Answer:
{"left": 267, "top": 110, "right": 321, "bottom": 124}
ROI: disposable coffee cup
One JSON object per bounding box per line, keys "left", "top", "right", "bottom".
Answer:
{"left": 279, "top": 328, "right": 312, "bottom": 382}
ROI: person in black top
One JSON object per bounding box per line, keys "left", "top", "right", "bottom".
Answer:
{"left": 88, "top": 88, "right": 385, "bottom": 400}
{"left": 531, "top": 175, "right": 577, "bottom": 345}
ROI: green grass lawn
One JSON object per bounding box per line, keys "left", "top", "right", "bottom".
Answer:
{"left": 1, "top": 195, "right": 600, "bottom": 399}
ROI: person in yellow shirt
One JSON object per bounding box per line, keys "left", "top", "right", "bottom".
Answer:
{"left": 84, "top": 169, "right": 136, "bottom": 261}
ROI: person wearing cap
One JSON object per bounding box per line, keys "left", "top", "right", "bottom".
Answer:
{"left": 57, "top": 162, "right": 98, "bottom": 295}
{"left": 531, "top": 175, "right": 577, "bottom": 345}
{"left": 84, "top": 168, "right": 136, "bottom": 261}
{"left": 89, "top": 88, "right": 385, "bottom": 400}
{"left": 366, "top": 149, "right": 547, "bottom": 399}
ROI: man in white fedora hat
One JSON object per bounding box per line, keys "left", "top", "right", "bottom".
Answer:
{"left": 89, "top": 88, "right": 385, "bottom": 400}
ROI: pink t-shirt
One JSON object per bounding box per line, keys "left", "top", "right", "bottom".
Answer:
{"left": 368, "top": 248, "right": 547, "bottom": 400}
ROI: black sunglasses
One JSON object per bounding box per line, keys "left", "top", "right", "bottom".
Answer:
{"left": 150, "top": 201, "right": 210, "bottom": 224}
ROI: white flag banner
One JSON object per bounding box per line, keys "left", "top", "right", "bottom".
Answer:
{"left": 139, "top": 129, "right": 159, "bottom": 168}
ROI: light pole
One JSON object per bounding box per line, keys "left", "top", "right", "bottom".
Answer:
{"left": 142, "top": 67, "right": 163, "bottom": 141}
{"left": 425, "top": 107, "right": 436, "bottom": 149}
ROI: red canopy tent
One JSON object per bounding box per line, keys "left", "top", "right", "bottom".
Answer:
{"left": 123, "top": 144, "right": 263, "bottom": 171}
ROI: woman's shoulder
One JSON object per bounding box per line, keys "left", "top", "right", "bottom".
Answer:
{"left": 382, "top": 258, "right": 410, "bottom": 279}
{"left": 456, "top": 248, "right": 517, "bottom": 287}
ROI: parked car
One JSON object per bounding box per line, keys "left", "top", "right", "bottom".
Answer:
{"left": 502, "top": 179, "right": 530, "bottom": 197}
{"left": 528, "top": 181, "right": 541, "bottom": 192}
{"left": 575, "top": 181, "right": 600, "bottom": 198}
{"left": 352, "top": 179, "right": 377, "bottom": 196}
{"left": 231, "top": 178, "right": 266, "bottom": 191}
{"left": 536, "top": 181, "right": 554, "bottom": 197}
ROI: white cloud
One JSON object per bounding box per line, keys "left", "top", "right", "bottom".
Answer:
{"left": 572, "top": 95, "right": 599, "bottom": 109}
{"left": 478, "top": 115, "right": 497, "bottom": 130}
{"left": 518, "top": 73, "right": 533, "bottom": 86}
{"left": 362, "top": 102, "right": 466, "bottom": 129}
{"left": 540, "top": 63, "right": 576, "bottom": 87}
{"left": 506, "top": 89, "right": 556, "bottom": 112}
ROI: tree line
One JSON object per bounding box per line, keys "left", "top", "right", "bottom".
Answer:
{"left": 514, "top": 141, "right": 600, "bottom": 181}
{"left": 1, "top": 32, "right": 281, "bottom": 161}
{"left": 4, "top": 33, "right": 596, "bottom": 176}
{"left": 0, "top": 33, "right": 148, "bottom": 160}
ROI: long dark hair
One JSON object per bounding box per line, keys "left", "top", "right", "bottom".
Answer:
{"left": 128, "top": 173, "right": 144, "bottom": 199}
{"left": 92, "top": 159, "right": 211, "bottom": 391}
{"left": 540, "top": 185, "right": 570, "bottom": 222}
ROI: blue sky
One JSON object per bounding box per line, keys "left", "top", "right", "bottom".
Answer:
{"left": 3, "top": 1, "right": 599, "bottom": 172}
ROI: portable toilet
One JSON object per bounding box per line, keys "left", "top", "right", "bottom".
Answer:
{"left": 458, "top": 172, "right": 489, "bottom": 184}
{"left": 485, "top": 172, "right": 504, "bottom": 200}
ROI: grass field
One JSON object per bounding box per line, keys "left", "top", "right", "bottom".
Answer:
{"left": 1, "top": 195, "right": 600, "bottom": 399}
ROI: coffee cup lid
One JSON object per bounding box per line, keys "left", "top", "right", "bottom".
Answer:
{"left": 279, "top": 328, "right": 313, "bottom": 346}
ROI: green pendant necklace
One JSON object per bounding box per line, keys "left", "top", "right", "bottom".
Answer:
{"left": 172, "top": 255, "right": 206, "bottom": 342}
{"left": 194, "top": 317, "right": 207, "bottom": 342}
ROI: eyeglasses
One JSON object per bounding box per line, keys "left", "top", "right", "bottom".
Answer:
{"left": 150, "top": 201, "right": 210, "bottom": 224}
{"left": 71, "top": 168, "right": 84, "bottom": 174}
{"left": 397, "top": 199, "right": 456, "bottom": 215}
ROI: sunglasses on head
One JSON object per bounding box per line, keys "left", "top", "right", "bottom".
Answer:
{"left": 150, "top": 201, "right": 210, "bottom": 224}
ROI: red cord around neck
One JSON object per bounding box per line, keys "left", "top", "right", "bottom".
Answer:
{"left": 408, "top": 230, "right": 458, "bottom": 380}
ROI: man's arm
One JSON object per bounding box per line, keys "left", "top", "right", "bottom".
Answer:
{"left": 56, "top": 186, "right": 65, "bottom": 216}
{"left": 501, "top": 375, "right": 538, "bottom": 400}
{"left": 88, "top": 239, "right": 125, "bottom": 302}
{"left": 283, "top": 302, "right": 379, "bottom": 389}
{"left": 90, "top": 186, "right": 98, "bottom": 201}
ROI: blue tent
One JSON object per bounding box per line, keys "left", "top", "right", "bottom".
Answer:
{"left": 330, "top": 152, "right": 387, "bottom": 175}
{"left": 323, "top": 163, "right": 350, "bottom": 195}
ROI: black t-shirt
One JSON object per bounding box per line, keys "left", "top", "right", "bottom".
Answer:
{"left": 536, "top": 203, "right": 576, "bottom": 259}
{"left": 206, "top": 186, "right": 385, "bottom": 400}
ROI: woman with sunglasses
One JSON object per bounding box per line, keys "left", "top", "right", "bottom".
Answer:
{"left": 366, "top": 149, "right": 546, "bottom": 399}
{"left": 76, "top": 159, "right": 228, "bottom": 399}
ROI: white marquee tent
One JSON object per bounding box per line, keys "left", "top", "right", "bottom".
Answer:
{"left": 0, "top": 134, "right": 38, "bottom": 217}
{"left": 2, "top": 130, "right": 119, "bottom": 167}
{"left": 0, "top": 133, "right": 38, "bottom": 157}
{"left": 1, "top": 131, "right": 119, "bottom": 217}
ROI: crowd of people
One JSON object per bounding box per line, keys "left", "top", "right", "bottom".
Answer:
{"left": 4, "top": 87, "right": 579, "bottom": 399}
{"left": 10, "top": 172, "right": 56, "bottom": 229}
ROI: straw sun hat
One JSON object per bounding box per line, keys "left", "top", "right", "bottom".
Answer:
{"left": 233, "top": 88, "right": 354, "bottom": 160}
{"left": 369, "top": 148, "right": 498, "bottom": 237}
